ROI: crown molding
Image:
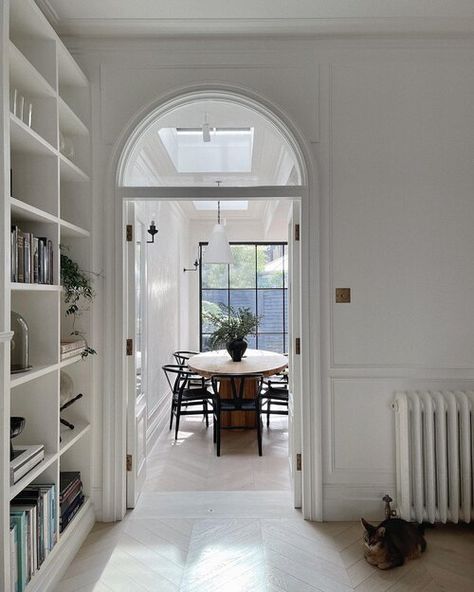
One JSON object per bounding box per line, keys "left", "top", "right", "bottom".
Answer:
{"left": 54, "top": 17, "right": 474, "bottom": 39}
{"left": 35, "top": 0, "right": 60, "bottom": 28}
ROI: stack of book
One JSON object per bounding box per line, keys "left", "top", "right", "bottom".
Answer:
{"left": 60, "top": 339, "right": 86, "bottom": 361}
{"left": 60, "top": 471, "right": 84, "bottom": 533}
{"left": 11, "top": 225, "right": 54, "bottom": 285}
{"left": 10, "top": 444, "right": 45, "bottom": 486}
{"left": 10, "top": 483, "right": 57, "bottom": 591}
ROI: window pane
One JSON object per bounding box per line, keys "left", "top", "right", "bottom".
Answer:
{"left": 246, "top": 334, "right": 256, "bottom": 349}
{"left": 230, "top": 245, "right": 256, "bottom": 288}
{"left": 201, "top": 334, "right": 212, "bottom": 351}
{"left": 257, "top": 244, "right": 284, "bottom": 288}
{"left": 202, "top": 290, "right": 228, "bottom": 332}
{"left": 284, "top": 288, "right": 288, "bottom": 333}
{"left": 201, "top": 262, "right": 228, "bottom": 289}
{"left": 230, "top": 289, "right": 256, "bottom": 314}
{"left": 258, "top": 290, "right": 284, "bottom": 332}
{"left": 258, "top": 334, "right": 284, "bottom": 353}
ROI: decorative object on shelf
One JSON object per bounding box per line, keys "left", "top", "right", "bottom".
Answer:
{"left": 59, "top": 131, "right": 75, "bottom": 160}
{"left": 60, "top": 338, "right": 87, "bottom": 361}
{"left": 59, "top": 371, "right": 84, "bottom": 432}
{"left": 147, "top": 219, "right": 158, "bottom": 243}
{"left": 24, "top": 99, "right": 33, "bottom": 128}
{"left": 10, "top": 88, "right": 18, "bottom": 115}
{"left": 202, "top": 193, "right": 234, "bottom": 265}
{"left": 10, "top": 311, "right": 32, "bottom": 373}
{"left": 60, "top": 249, "right": 97, "bottom": 358}
{"left": 204, "top": 304, "right": 260, "bottom": 362}
{"left": 10, "top": 417, "right": 25, "bottom": 460}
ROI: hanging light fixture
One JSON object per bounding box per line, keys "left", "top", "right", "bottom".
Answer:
{"left": 202, "top": 113, "right": 211, "bottom": 143}
{"left": 202, "top": 199, "right": 234, "bottom": 264}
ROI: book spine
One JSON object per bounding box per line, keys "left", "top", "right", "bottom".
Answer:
{"left": 48, "top": 240, "right": 53, "bottom": 284}
{"left": 11, "top": 226, "right": 18, "bottom": 282}
{"left": 10, "top": 524, "right": 18, "bottom": 592}
{"left": 23, "top": 234, "right": 31, "bottom": 284}
{"left": 33, "top": 237, "right": 39, "bottom": 284}
{"left": 17, "top": 231, "right": 24, "bottom": 283}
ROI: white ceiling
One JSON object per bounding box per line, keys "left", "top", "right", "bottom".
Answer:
{"left": 38, "top": 0, "right": 474, "bottom": 37}
{"left": 124, "top": 100, "right": 298, "bottom": 187}
{"left": 176, "top": 199, "right": 269, "bottom": 221}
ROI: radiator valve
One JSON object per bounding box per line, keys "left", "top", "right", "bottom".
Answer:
{"left": 383, "top": 494, "right": 397, "bottom": 519}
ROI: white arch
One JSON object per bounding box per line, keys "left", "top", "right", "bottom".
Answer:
{"left": 115, "top": 87, "right": 310, "bottom": 188}
{"left": 102, "top": 85, "right": 322, "bottom": 523}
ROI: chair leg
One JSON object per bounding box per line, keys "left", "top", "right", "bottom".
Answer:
{"left": 204, "top": 400, "right": 209, "bottom": 427}
{"left": 257, "top": 411, "right": 263, "bottom": 456}
{"left": 169, "top": 400, "right": 175, "bottom": 430}
{"left": 174, "top": 403, "right": 181, "bottom": 440}
{"left": 216, "top": 409, "right": 221, "bottom": 457}
{"left": 267, "top": 400, "right": 271, "bottom": 427}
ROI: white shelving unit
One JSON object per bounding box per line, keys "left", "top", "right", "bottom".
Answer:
{"left": 1, "top": 1, "right": 95, "bottom": 590}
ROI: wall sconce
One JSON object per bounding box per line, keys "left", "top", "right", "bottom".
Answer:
{"left": 183, "top": 258, "right": 199, "bottom": 273}
{"left": 147, "top": 220, "right": 158, "bottom": 243}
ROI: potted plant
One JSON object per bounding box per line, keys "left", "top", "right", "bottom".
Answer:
{"left": 204, "top": 305, "right": 260, "bottom": 362}
{"left": 60, "top": 249, "right": 97, "bottom": 358}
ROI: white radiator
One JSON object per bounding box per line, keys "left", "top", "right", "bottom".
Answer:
{"left": 393, "top": 391, "right": 474, "bottom": 524}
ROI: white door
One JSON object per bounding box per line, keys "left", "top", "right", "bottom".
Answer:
{"left": 288, "top": 201, "right": 302, "bottom": 507}
{"left": 126, "top": 203, "right": 148, "bottom": 508}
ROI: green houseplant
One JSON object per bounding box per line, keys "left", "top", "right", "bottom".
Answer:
{"left": 204, "top": 305, "right": 260, "bottom": 361}
{"left": 60, "top": 249, "right": 97, "bottom": 358}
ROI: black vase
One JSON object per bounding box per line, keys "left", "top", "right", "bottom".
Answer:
{"left": 226, "top": 338, "right": 248, "bottom": 362}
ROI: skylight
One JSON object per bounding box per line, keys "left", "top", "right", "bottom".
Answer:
{"left": 158, "top": 127, "right": 254, "bottom": 173}
{"left": 192, "top": 201, "right": 249, "bottom": 211}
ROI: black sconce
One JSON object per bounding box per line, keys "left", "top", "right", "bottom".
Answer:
{"left": 147, "top": 220, "right": 158, "bottom": 243}
{"left": 183, "top": 258, "right": 199, "bottom": 273}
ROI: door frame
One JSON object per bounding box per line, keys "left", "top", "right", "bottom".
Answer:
{"left": 102, "top": 87, "right": 322, "bottom": 522}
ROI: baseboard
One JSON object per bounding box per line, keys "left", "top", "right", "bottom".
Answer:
{"left": 146, "top": 392, "right": 171, "bottom": 453}
{"left": 30, "top": 499, "right": 95, "bottom": 592}
{"left": 323, "top": 484, "right": 396, "bottom": 521}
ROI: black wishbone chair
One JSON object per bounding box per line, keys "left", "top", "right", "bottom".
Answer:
{"left": 162, "top": 365, "right": 215, "bottom": 440}
{"left": 260, "top": 372, "right": 289, "bottom": 427}
{"left": 172, "top": 351, "right": 199, "bottom": 366}
{"left": 210, "top": 373, "right": 264, "bottom": 457}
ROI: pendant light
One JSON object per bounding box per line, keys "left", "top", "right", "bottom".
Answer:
{"left": 202, "top": 200, "right": 234, "bottom": 264}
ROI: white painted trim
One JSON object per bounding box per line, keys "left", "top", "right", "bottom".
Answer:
{"left": 0, "top": 331, "right": 12, "bottom": 342}
{"left": 121, "top": 186, "right": 306, "bottom": 199}
{"left": 103, "top": 85, "right": 322, "bottom": 522}
{"left": 146, "top": 392, "right": 171, "bottom": 454}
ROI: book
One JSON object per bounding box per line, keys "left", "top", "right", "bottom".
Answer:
{"left": 60, "top": 471, "right": 81, "bottom": 500}
{"left": 10, "top": 512, "right": 27, "bottom": 591}
{"left": 10, "top": 445, "right": 45, "bottom": 486}
{"left": 60, "top": 494, "right": 84, "bottom": 532}
{"left": 10, "top": 522, "right": 18, "bottom": 592}
{"left": 17, "top": 230, "right": 24, "bottom": 283}
{"left": 60, "top": 339, "right": 87, "bottom": 354}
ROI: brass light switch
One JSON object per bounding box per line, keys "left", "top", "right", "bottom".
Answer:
{"left": 335, "top": 288, "right": 351, "bottom": 303}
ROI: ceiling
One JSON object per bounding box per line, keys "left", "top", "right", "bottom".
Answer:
{"left": 176, "top": 199, "right": 269, "bottom": 221}
{"left": 124, "top": 100, "right": 298, "bottom": 187}
{"left": 37, "top": 0, "right": 474, "bottom": 37}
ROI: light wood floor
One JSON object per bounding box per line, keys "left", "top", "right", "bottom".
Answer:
{"left": 55, "top": 416, "right": 474, "bottom": 592}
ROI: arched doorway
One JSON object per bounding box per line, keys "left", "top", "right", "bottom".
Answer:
{"left": 104, "top": 88, "right": 321, "bottom": 521}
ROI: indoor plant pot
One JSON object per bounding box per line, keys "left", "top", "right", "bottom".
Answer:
{"left": 204, "top": 305, "right": 260, "bottom": 362}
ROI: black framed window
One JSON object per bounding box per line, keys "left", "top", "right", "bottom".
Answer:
{"left": 200, "top": 242, "right": 288, "bottom": 353}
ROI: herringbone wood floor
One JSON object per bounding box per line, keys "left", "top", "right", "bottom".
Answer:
{"left": 56, "top": 416, "right": 474, "bottom": 592}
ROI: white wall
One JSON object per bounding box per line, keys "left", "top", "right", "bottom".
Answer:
{"left": 134, "top": 201, "right": 190, "bottom": 450}
{"left": 70, "top": 36, "right": 474, "bottom": 520}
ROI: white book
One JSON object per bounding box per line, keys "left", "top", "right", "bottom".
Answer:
{"left": 10, "top": 524, "right": 18, "bottom": 592}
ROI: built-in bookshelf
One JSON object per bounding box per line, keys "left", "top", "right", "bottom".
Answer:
{"left": 1, "top": 1, "right": 95, "bottom": 591}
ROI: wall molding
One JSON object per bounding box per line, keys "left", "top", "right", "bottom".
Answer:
{"left": 146, "top": 391, "right": 171, "bottom": 454}
{"left": 323, "top": 483, "right": 396, "bottom": 521}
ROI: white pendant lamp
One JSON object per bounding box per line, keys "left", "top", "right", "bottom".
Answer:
{"left": 202, "top": 201, "right": 234, "bottom": 264}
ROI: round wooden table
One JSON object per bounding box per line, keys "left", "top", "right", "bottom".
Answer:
{"left": 188, "top": 349, "right": 288, "bottom": 428}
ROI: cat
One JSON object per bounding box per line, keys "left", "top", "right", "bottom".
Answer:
{"left": 361, "top": 518, "right": 427, "bottom": 570}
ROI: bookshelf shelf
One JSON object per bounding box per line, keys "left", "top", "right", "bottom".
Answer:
{"left": 60, "top": 422, "right": 91, "bottom": 455}
{"left": 3, "top": 2, "right": 94, "bottom": 590}
{"left": 9, "top": 453, "right": 57, "bottom": 501}
{"left": 10, "top": 114, "right": 57, "bottom": 156}
{"left": 59, "top": 153, "right": 90, "bottom": 182}
{"left": 58, "top": 96, "right": 89, "bottom": 137}
{"left": 10, "top": 363, "right": 58, "bottom": 388}
{"left": 60, "top": 355, "right": 84, "bottom": 369}
{"left": 9, "top": 41, "right": 56, "bottom": 99}
{"left": 10, "top": 197, "right": 58, "bottom": 224}
{"left": 60, "top": 219, "right": 90, "bottom": 239}
{"left": 11, "top": 283, "right": 60, "bottom": 292}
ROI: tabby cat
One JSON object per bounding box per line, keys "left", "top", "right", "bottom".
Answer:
{"left": 361, "top": 518, "right": 427, "bottom": 569}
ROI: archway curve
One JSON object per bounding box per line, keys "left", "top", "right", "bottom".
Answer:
{"left": 115, "top": 86, "right": 311, "bottom": 190}
{"left": 103, "top": 84, "right": 322, "bottom": 523}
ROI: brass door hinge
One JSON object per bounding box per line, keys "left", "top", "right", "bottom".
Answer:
{"left": 296, "top": 453, "right": 302, "bottom": 471}
{"left": 126, "top": 338, "right": 133, "bottom": 356}
{"left": 126, "top": 454, "right": 132, "bottom": 471}
{"left": 295, "top": 337, "right": 301, "bottom": 355}
{"left": 126, "top": 224, "right": 133, "bottom": 242}
{"left": 295, "top": 224, "right": 300, "bottom": 241}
